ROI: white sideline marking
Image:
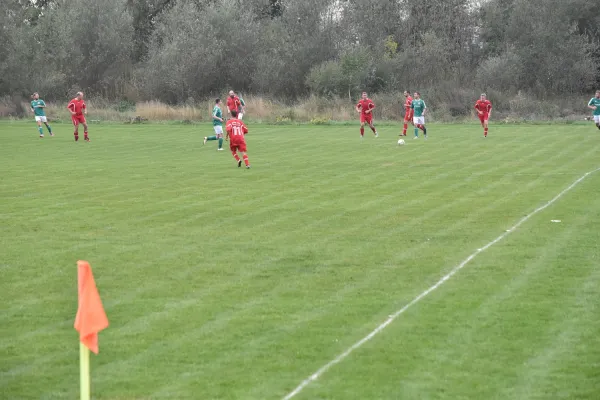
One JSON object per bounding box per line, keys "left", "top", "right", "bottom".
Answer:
{"left": 283, "top": 168, "right": 600, "bottom": 400}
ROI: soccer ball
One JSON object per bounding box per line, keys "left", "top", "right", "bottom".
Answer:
{"left": 397, "top": 139, "right": 405, "bottom": 145}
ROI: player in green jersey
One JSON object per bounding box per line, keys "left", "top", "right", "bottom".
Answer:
{"left": 204, "top": 98, "right": 225, "bottom": 150}
{"left": 30, "top": 92, "right": 53, "bottom": 138}
{"left": 587, "top": 90, "right": 600, "bottom": 130}
{"left": 410, "top": 92, "right": 427, "bottom": 139}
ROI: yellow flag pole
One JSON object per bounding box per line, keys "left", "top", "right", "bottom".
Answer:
{"left": 80, "top": 343, "right": 90, "bottom": 400}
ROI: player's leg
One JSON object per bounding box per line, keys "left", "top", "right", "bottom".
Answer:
{"left": 368, "top": 116, "right": 377, "bottom": 137}
{"left": 595, "top": 116, "right": 600, "bottom": 130}
{"left": 72, "top": 117, "right": 80, "bottom": 141}
{"left": 230, "top": 143, "right": 242, "bottom": 166}
{"left": 483, "top": 116, "right": 489, "bottom": 137}
{"left": 413, "top": 116, "right": 419, "bottom": 138}
{"left": 360, "top": 119, "right": 365, "bottom": 138}
{"left": 35, "top": 117, "right": 44, "bottom": 137}
{"left": 401, "top": 115, "right": 408, "bottom": 136}
{"left": 239, "top": 143, "right": 250, "bottom": 167}
{"left": 216, "top": 126, "right": 224, "bottom": 150}
{"left": 82, "top": 120, "right": 89, "bottom": 141}
{"left": 43, "top": 119, "right": 53, "bottom": 136}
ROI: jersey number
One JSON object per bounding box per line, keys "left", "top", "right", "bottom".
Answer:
{"left": 232, "top": 126, "right": 243, "bottom": 136}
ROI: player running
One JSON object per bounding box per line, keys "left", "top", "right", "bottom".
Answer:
{"left": 400, "top": 90, "right": 413, "bottom": 136}
{"left": 411, "top": 92, "right": 427, "bottom": 139}
{"left": 225, "top": 110, "right": 250, "bottom": 169}
{"left": 204, "top": 98, "right": 225, "bottom": 150}
{"left": 226, "top": 90, "right": 244, "bottom": 120}
{"left": 587, "top": 90, "right": 600, "bottom": 130}
{"left": 67, "top": 92, "right": 89, "bottom": 142}
{"left": 355, "top": 91, "right": 378, "bottom": 139}
{"left": 474, "top": 93, "right": 492, "bottom": 137}
{"left": 30, "top": 92, "right": 53, "bottom": 138}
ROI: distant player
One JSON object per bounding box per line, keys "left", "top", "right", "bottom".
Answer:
{"left": 401, "top": 90, "right": 413, "bottom": 136}
{"left": 204, "top": 98, "right": 225, "bottom": 150}
{"left": 587, "top": 90, "right": 600, "bottom": 130}
{"left": 225, "top": 110, "right": 250, "bottom": 168}
{"left": 67, "top": 92, "right": 89, "bottom": 142}
{"left": 411, "top": 92, "right": 427, "bottom": 139}
{"left": 226, "top": 90, "right": 244, "bottom": 120}
{"left": 355, "top": 91, "right": 378, "bottom": 139}
{"left": 474, "top": 93, "right": 492, "bottom": 137}
{"left": 239, "top": 95, "right": 246, "bottom": 120}
{"left": 30, "top": 92, "right": 53, "bottom": 138}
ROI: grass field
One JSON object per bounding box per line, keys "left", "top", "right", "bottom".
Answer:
{"left": 1, "top": 121, "right": 600, "bottom": 400}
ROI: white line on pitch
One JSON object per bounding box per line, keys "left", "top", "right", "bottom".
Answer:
{"left": 283, "top": 167, "right": 600, "bottom": 400}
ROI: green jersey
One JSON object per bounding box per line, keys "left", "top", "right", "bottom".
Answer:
{"left": 239, "top": 97, "right": 245, "bottom": 107}
{"left": 212, "top": 105, "right": 223, "bottom": 126}
{"left": 31, "top": 99, "right": 46, "bottom": 117}
{"left": 411, "top": 99, "right": 426, "bottom": 117}
{"left": 588, "top": 97, "right": 600, "bottom": 116}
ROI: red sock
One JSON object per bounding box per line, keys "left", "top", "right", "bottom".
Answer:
{"left": 74, "top": 132, "right": 79, "bottom": 141}
{"left": 232, "top": 152, "right": 240, "bottom": 162}
{"left": 84, "top": 131, "right": 88, "bottom": 139}
{"left": 484, "top": 127, "right": 488, "bottom": 137}
{"left": 243, "top": 154, "right": 249, "bottom": 166}
{"left": 402, "top": 123, "right": 407, "bottom": 135}
{"left": 360, "top": 127, "right": 364, "bottom": 136}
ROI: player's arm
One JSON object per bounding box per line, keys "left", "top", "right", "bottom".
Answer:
{"left": 30, "top": 101, "right": 35, "bottom": 113}
{"left": 82, "top": 101, "right": 87, "bottom": 114}
{"left": 365, "top": 102, "right": 375, "bottom": 114}
{"left": 212, "top": 111, "right": 223, "bottom": 122}
{"left": 242, "top": 123, "right": 248, "bottom": 134}
{"left": 422, "top": 102, "right": 427, "bottom": 115}
{"left": 225, "top": 125, "right": 231, "bottom": 141}
{"left": 588, "top": 99, "right": 597, "bottom": 110}
{"left": 38, "top": 100, "right": 46, "bottom": 108}
{"left": 475, "top": 101, "right": 483, "bottom": 115}
{"left": 487, "top": 103, "right": 492, "bottom": 116}
{"left": 67, "top": 102, "right": 76, "bottom": 115}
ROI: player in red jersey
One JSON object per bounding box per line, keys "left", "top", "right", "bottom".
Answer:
{"left": 355, "top": 91, "right": 378, "bottom": 139}
{"left": 225, "top": 110, "right": 250, "bottom": 169}
{"left": 474, "top": 93, "right": 492, "bottom": 138}
{"left": 67, "top": 92, "right": 89, "bottom": 142}
{"left": 226, "top": 90, "right": 243, "bottom": 119}
{"left": 401, "top": 90, "right": 413, "bottom": 136}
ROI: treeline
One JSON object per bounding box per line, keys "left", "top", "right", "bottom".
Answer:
{"left": 1, "top": 0, "right": 599, "bottom": 114}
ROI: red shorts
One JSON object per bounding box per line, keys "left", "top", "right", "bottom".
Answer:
{"left": 404, "top": 111, "right": 414, "bottom": 122}
{"left": 72, "top": 114, "right": 86, "bottom": 125}
{"left": 478, "top": 113, "right": 489, "bottom": 123}
{"left": 360, "top": 113, "right": 373, "bottom": 124}
{"left": 230, "top": 140, "right": 247, "bottom": 152}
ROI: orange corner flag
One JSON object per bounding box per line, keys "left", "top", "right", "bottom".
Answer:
{"left": 74, "top": 261, "right": 109, "bottom": 354}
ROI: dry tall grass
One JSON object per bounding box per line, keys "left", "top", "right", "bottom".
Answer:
{"left": 0, "top": 93, "right": 590, "bottom": 123}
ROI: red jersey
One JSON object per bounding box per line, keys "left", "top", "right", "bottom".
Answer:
{"left": 357, "top": 98, "right": 375, "bottom": 115}
{"left": 404, "top": 96, "right": 413, "bottom": 111}
{"left": 474, "top": 99, "right": 492, "bottom": 114}
{"left": 226, "top": 118, "right": 248, "bottom": 142}
{"left": 68, "top": 98, "right": 86, "bottom": 115}
{"left": 226, "top": 96, "right": 242, "bottom": 113}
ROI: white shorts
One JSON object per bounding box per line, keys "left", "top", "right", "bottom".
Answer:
{"left": 594, "top": 115, "right": 600, "bottom": 123}
{"left": 238, "top": 113, "right": 244, "bottom": 120}
{"left": 214, "top": 125, "right": 223, "bottom": 135}
{"left": 413, "top": 116, "right": 425, "bottom": 125}
{"left": 35, "top": 116, "right": 47, "bottom": 123}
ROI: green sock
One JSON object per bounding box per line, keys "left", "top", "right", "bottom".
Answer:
{"left": 38, "top": 127, "right": 43, "bottom": 135}
{"left": 414, "top": 128, "right": 419, "bottom": 137}
{"left": 207, "top": 135, "right": 217, "bottom": 141}
{"left": 218, "top": 137, "right": 223, "bottom": 149}
{"left": 46, "top": 124, "right": 52, "bottom": 133}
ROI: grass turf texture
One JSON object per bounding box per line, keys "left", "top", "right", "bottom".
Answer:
{"left": 1, "top": 121, "right": 600, "bottom": 399}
